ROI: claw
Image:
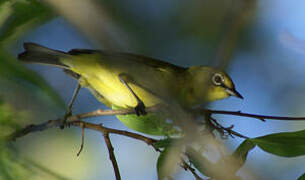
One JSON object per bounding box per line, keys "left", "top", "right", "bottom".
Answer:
{"left": 60, "top": 111, "right": 72, "bottom": 129}
{"left": 134, "top": 101, "right": 147, "bottom": 116}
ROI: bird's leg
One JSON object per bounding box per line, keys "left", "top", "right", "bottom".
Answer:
{"left": 67, "top": 83, "right": 81, "bottom": 115}
{"left": 60, "top": 83, "right": 81, "bottom": 129}
{"left": 119, "top": 74, "right": 147, "bottom": 116}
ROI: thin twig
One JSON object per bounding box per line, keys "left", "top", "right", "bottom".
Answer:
{"left": 103, "top": 132, "right": 121, "bottom": 180}
{"left": 8, "top": 105, "right": 162, "bottom": 141}
{"left": 68, "top": 104, "right": 162, "bottom": 121}
{"left": 77, "top": 122, "right": 85, "bottom": 156}
{"left": 69, "top": 121, "right": 158, "bottom": 180}
{"left": 181, "top": 159, "right": 205, "bottom": 180}
{"left": 9, "top": 120, "right": 63, "bottom": 141}
{"left": 209, "top": 117, "right": 249, "bottom": 139}
{"left": 10, "top": 105, "right": 305, "bottom": 141}
{"left": 204, "top": 109, "right": 305, "bottom": 121}
{"left": 70, "top": 121, "right": 158, "bottom": 146}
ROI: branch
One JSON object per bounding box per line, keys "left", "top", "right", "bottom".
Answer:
{"left": 70, "top": 121, "right": 158, "bottom": 146}
{"left": 69, "top": 121, "right": 160, "bottom": 180}
{"left": 10, "top": 105, "right": 305, "bottom": 141}
{"left": 66, "top": 121, "right": 158, "bottom": 180}
{"left": 8, "top": 105, "right": 162, "bottom": 141}
{"left": 67, "top": 104, "right": 162, "bottom": 121}
{"left": 76, "top": 123, "right": 85, "bottom": 156}
{"left": 181, "top": 159, "right": 205, "bottom": 180}
{"left": 103, "top": 132, "right": 121, "bottom": 180}
{"left": 204, "top": 109, "right": 305, "bottom": 121}
{"left": 208, "top": 116, "right": 249, "bottom": 139}
{"left": 9, "top": 105, "right": 305, "bottom": 180}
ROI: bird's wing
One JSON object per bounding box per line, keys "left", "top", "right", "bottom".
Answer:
{"left": 68, "top": 49, "right": 186, "bottom": 74}
{"left": 67, "top": 49, "right": 187, "bottom": 107}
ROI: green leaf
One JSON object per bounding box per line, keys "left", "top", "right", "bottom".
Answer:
{"left": 251, "top": 129, "right": 305, "bottom": 157}
{"left": 113, "top": 104, "right": 179, "bottom": 136}
{"left": 231, "top": 139, "right": 256, "bottom": 172}
{"left": 298, "top": 173, "right": 305, "bottom": 180}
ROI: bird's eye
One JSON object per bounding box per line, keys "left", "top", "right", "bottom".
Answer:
{"left": 212, "top": 73, "right": 224, "bottom": 86}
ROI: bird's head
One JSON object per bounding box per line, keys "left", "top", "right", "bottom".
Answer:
{"left": 186, "top": 66, "right": 243, "bottom": 105}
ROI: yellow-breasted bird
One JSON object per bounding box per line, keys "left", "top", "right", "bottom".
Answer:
{"left": 18, "top": 43, "right": 243, "bottom": 136}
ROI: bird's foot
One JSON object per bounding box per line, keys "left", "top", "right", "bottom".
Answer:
{"left": 60, "top": 111, "right": 72, "bottom": 129}
{"left": 135, "top": 101, "right": 147, "bottom": 116}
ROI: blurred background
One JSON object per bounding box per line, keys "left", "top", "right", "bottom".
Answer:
{"left": 1, "top": 0, "right": 305, "bottom": 179}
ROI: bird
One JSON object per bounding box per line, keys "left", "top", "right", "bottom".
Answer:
{"left": 18, "top": 42, "right": 243, "bottom": 136}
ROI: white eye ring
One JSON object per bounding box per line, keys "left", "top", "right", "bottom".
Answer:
{"left": 212, "top": 73, "right": 224, "bottom": 86}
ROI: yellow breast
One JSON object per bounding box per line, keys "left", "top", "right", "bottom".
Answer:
{"left": 85, "top": 73, "right": 160, "bottom": 108}
{"left": 62, "top": 55, "right": 161, "bottom": 108}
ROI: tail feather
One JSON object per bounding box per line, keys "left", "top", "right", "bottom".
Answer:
{"left": 18, "top": 43, "right": 68, "bottom": 68}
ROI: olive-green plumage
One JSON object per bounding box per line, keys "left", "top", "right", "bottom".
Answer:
{"left": 18, "top": 43, "right": 242, "bottom": 135}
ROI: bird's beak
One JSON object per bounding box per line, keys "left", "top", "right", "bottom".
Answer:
{"left": 225, "top": 88, "right": 244, "bottom": 99}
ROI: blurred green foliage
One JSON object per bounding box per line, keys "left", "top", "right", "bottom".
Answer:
{"left": 185, "top": 146, "right": 215, "bottom": 178}
{"left": 156, "top": 145, "right": 171, "bottom": 180}
{"left": 0, "top": 50, "right": 65, "bottom": 108}
{"left": 0, "top": 0, "right": 64, "bottom": 108}
{"left": 298, "top": 173, "right": 305, "bottom": 180}
{"left": 0, "top": 99, "right": 68, "bottom": 180}
{"left": 0, "top": 0, "right": 53, "bottom": 45}
{"left": 0, "top": 0, "right": 67, "bottom": 179}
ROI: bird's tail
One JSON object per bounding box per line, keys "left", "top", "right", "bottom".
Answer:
{"left": 18, "top": 42, "right": 68, "bottom": 68}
